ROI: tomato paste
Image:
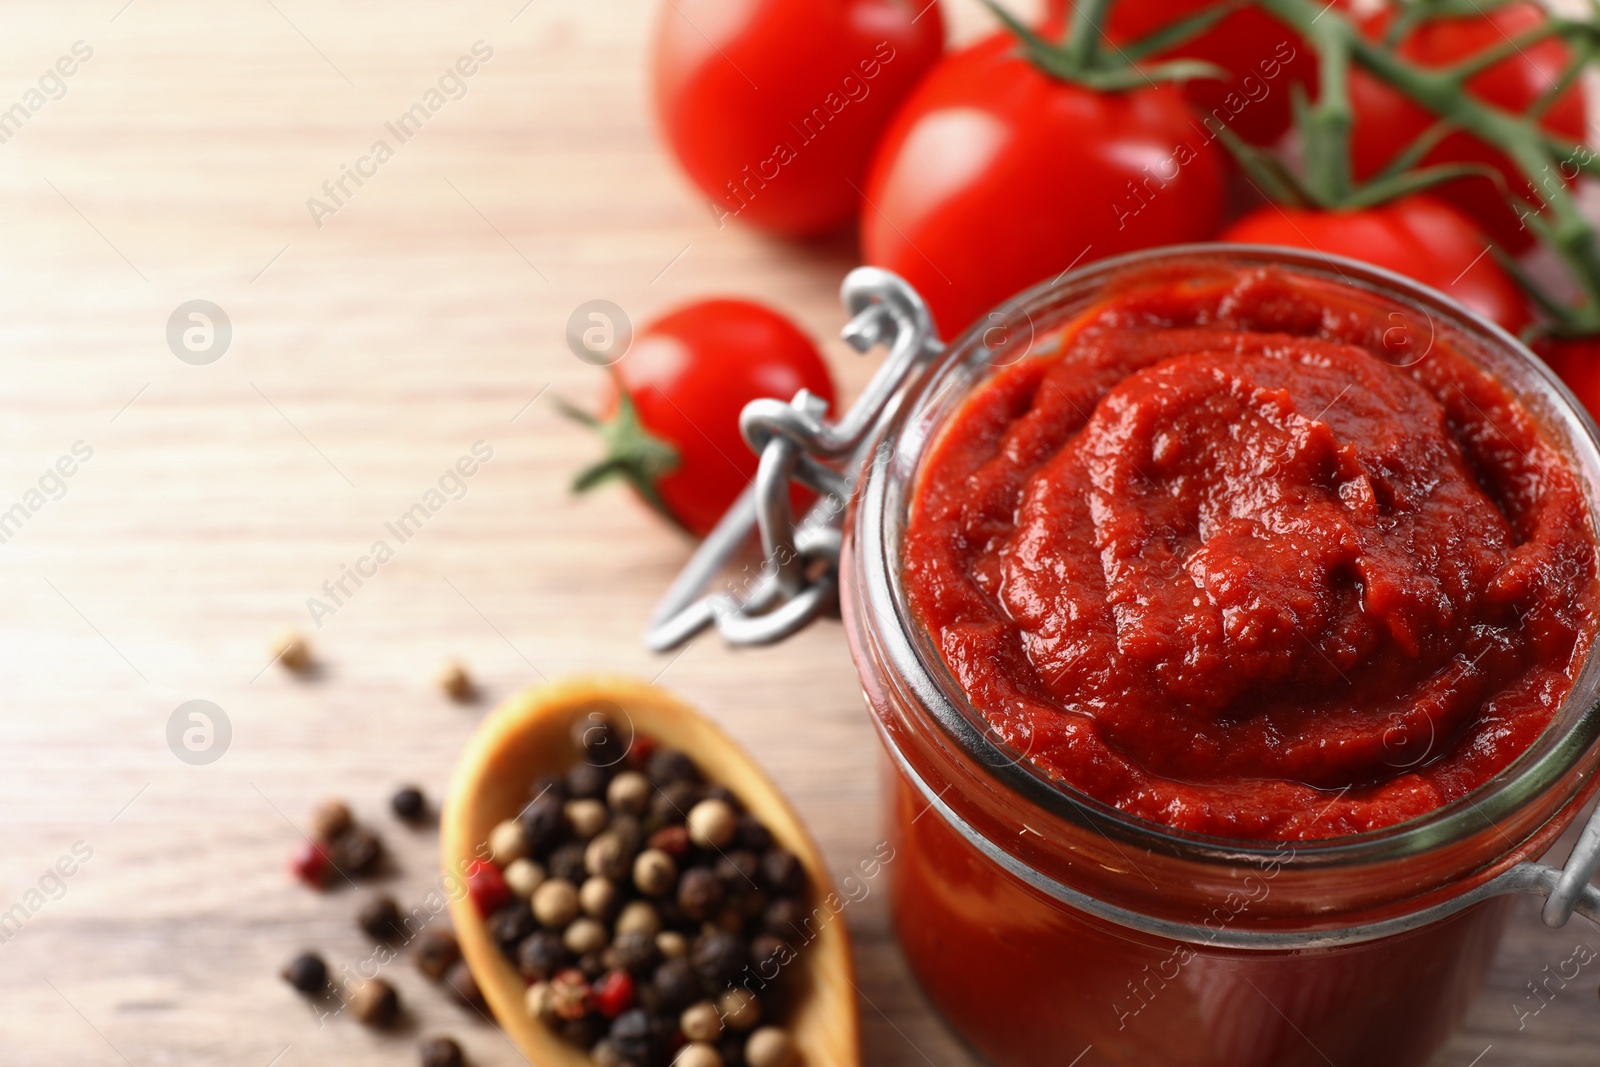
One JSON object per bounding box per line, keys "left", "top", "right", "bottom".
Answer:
{"left": 904, "top": 264, "right": 1600, "bottom": 839}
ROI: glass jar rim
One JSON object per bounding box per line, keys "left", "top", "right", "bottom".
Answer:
{"left": 853, "top": 242, "right": 1600, "bottom": 870}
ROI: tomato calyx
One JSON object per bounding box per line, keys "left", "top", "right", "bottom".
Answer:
{"left": 557, "top": 380, "right": 681, "bottom": 525}
{"left": 983, "top": 0, "right": 1230, "bottom": 92}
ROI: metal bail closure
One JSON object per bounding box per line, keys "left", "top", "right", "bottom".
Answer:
{"left": 644, "top": 267, "right": 943, "bottom": 653}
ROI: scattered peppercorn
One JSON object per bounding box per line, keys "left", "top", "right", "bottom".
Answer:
{"left": 349, "top": 977, "right": 400, "bottom": 1026}
{"left": 564, "top": 917, "right": 610, "bottom": 956}
{"left": 280, "top": 951, "right": 328, "bottom": 994}
{"left": 549, "top": 967, "right": 591, "bottom": 1021}
{"left": 687, "top": 798, "right": 738, "bottom": 850}
{"left": 520, "top": 793, "right": 566, "bottom": 852}
{"left": 647, "top": 824, "right": 690, "bottom": 858}
{"left": 580, "top": 875, "right": 620, "bottom": 920}
{"left": 759, "top": 849, "right": 803, "bottom": 897}
{"left": 585, "top": 832, "right": 634, "bottom": 882}
{"left": 311, "top": 799, "right": 353, "bottom": 841}
{"left": 693, "top": 932, "right": 749, "bottom": 985}
{"left": 436, "top": 660, "right": 475, "bottom": 702}
{"left": 681, "top": 1000, "right": 723, "bottom": 1043}
{"left": 357, "top": 893, "right": 403, "bottom": 940}
{"left": 391, "top": 784, "right": 427, "bottom": 822}
{"left": 332, "top": 826, "right": 384, "bottom": 877}
{"left": 734, "top": 813, "right": 772, "bottom": 853}
{"left": 615, "top": 900, "right": 661, "bottom": 938}
{"left": 271, "top": 629, "right": 312, "bottom": 673}
{"left": 419, "top": 1035, "right": 465, "bottom": 1067}
{"left": 678, "top": 1043, "right": 724, "bottom": 1067}
{"left": 647, "top": 747, "right": 698, "bottom": 787}
{"left": 592, "top": 968, "right": 636, "bottom": 1019}
{"left": 414, "top": 928, "right": 462, "bottom": 981}
{"left": 444, "top": 959, "right": 485, "bottom": 1009}
{"left": 548, "top": 840, "right": 589, "bottom": 884}
{"left": 288, "top": 839, "right": 333, "bottom": 888}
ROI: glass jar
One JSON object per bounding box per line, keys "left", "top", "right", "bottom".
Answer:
{"left": 651, "top": 246, "right": 1600, "bottom": 1067}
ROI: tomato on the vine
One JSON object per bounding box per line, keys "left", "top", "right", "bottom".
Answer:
{"left": 565, "top": 299, "right": 836, "bottom": 539}
{"left": 1219, "top": 194, "right": 1531, "bottom": 335}
{"left": 1348, "top": 1, "right": 1587, "bottom": 254}
{"left": 861, "top": 33, "right": 1228, "bottom": 339}
{"left": 1055, "top": 0, "right": 1328, "bottom": 146}
{"left": 651, "top": 0, "right": 945, "bottom": 238}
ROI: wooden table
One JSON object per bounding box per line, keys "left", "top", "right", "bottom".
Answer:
{"left": 0, "top": 1, "right": 1594, "bottom": 1064}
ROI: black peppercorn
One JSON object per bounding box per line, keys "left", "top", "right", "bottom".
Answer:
{"left": 391, "top": 785, "right": 427, "bottom": 822}
{"left": 608, "top": 813, "right": 644, "bottom": 853}
{"left": 577, "top": 950, "right": 607, "bottom": 981}
{"left": 349, "top": 977, "right": 400, "bottom": 1026}
{"left": 517, "top": 930, "right": 570, "bottom": 980}
{"left": 609, "top": 1008, "right": 669, "bottom": 1066}
{"left": 763, "top": 898, "right": 803, "bottom": 938}
{"left": 520, "top": 794, "right": 566, "bottom": 853}
{"left": 414, "top": 927, "right": 461, "bottom": 980}
{"left": 488, "top": 900, "right": 537, "bottom": 950}
{"left": 648, "top": 747, "right": 700, "bottom": 787}
{"left": 547, "top": 840, "right": 588, "bottom": 884}
{"left": 735, "top": 813, "right": 772, "bottom": 852}
{"left": 280, "top": 951, "right": 328, "bottom": 994}
{"left": 692, "top": 932, "right": 750, "bottom": 985}
{"left": 613, "top": 930, "right": 661, "bottom": 975}
{"left": 704, "top": 784, "right": 740, "bottom": 811}
{"left": 419, "top": 1035, "right": 464, "bottom": 1067}
{"left": 715, "top": 851, "right": 761, "bottom": 893}
{"left": 751, "top": 934, "right": 792, "bottom": 973}
{"left": 532, "top": 772, "right": 569, "bottom": 803}
{"left": 649, "top": 779, "right": 702, "bottom": 825}
{"left": 652, "top": 957, "right": 701, "bottom": 1014}
{"left": 559, "top": 1014, "right": 604, "bottom": 1049}
{"left": 566, "top": 761, "right": 611, "bottom": 801}
{"left": 358, "top": 893, "right": 403, "bottom": 940}
{"left": 677, "top": 866, "right": 726, "bottom": 922}
{"left": 332, "top": 825, "right": 384, "bottom": 876}
{"left": 759, "top": 849, "right": 804, "bottom": 896}
{"left": 444, "top": 959, "right": 485, "bottom": 1009}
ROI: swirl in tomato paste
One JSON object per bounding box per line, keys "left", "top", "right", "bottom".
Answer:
{"left": 904, "top": 264, "right": 1600, "bottom": 839}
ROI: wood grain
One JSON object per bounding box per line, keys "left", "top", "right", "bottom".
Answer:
{"left": 0, "top": 1, "right": 1594, "bottom": 1065}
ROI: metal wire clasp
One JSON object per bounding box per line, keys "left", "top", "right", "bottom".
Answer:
{"left": 644, "top": 268, "right": 943, "bottom": 652}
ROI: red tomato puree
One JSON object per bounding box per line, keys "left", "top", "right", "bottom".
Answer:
{"left": 904, "top": 264, "right": 1600, "bottom": 839}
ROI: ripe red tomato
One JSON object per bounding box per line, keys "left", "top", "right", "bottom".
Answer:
{"left": 570, "top": 299, "right": 836, "bottom": 538}
{"left": 1053, "top": 0, "right": 1327, "bottom": 146}
{"left": 1348, "top": 1, "right": 1586, "bottom": 253}
{"left": 1219, "top": 194, "right": 1531, "bottom": 335}
{"left": 861, "top": 33, "right": 1228, "bottom": 339}
{"left": 651, "top": 0, "right": 945, "bottom": 237}
{"left": 1533, "top": 337, "right": 1600, "bottom": 422}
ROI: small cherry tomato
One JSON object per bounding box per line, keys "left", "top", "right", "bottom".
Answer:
{"left": 652, "top": 0, "right": 945, "bottom": 236}
{"left": 465, "top": 859, "right": 511, "bottom": 916}
{"left": 567, "top": 299, "right": 837, "bottom": 539}
{"left": 1533, "top": 337, "right": 1600, "bottom": 422}
{"left": 1348, "top": 1, "right": 1587, "bottom": 253}
{"left": 862, "top": 32, "right": 1229, "bottom": 339}
{"left": 1220, "top": 194, "right": 1531, "bottom": 335}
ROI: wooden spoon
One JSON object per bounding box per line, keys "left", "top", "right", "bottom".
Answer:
{"left": 443, "top": 675, "right": 861, "bottom": 1066}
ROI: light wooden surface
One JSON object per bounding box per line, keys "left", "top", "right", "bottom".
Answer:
{"left": 0, "top": 2, "right": 1595, "bottom": 1065}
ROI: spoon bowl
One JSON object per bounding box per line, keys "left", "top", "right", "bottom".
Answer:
{"left": 443, "top": 675, "right": 861, "bottom": 1065}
